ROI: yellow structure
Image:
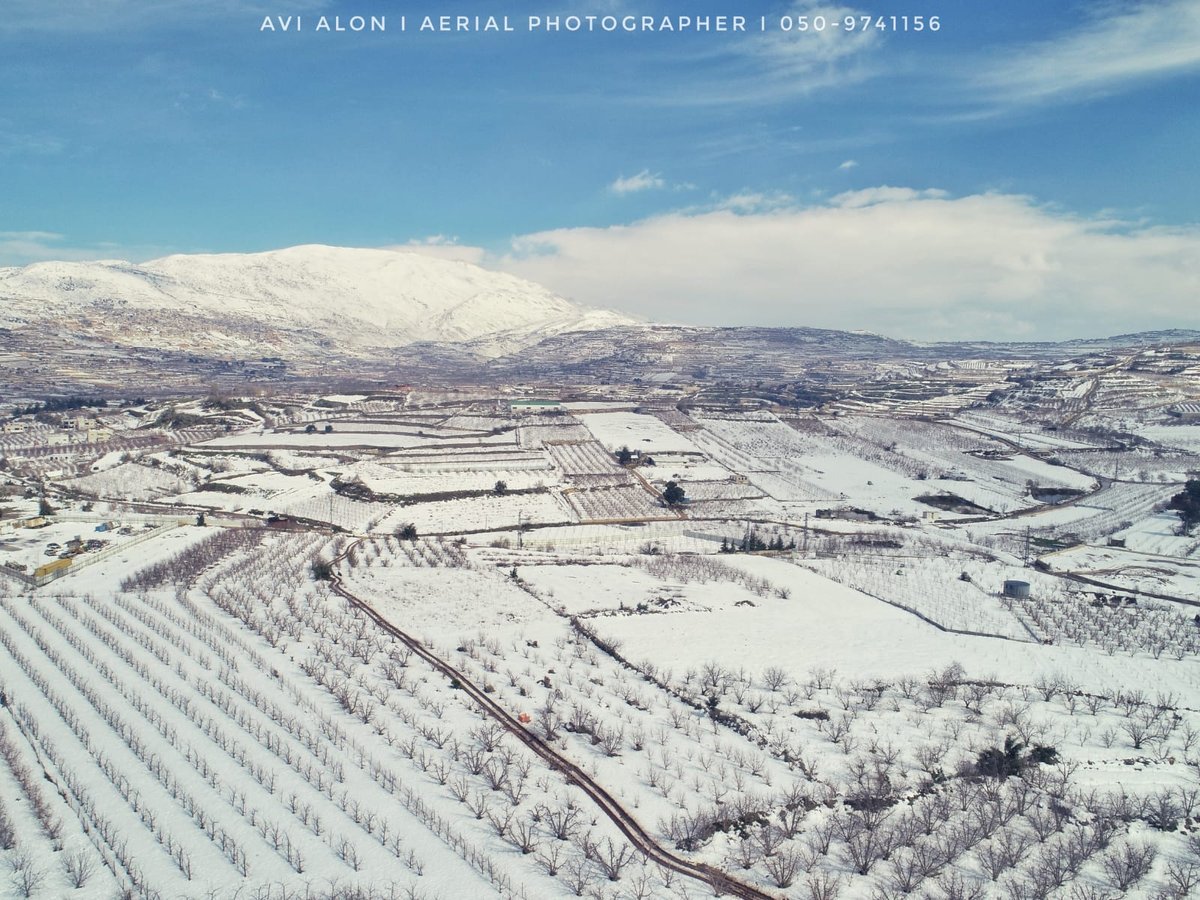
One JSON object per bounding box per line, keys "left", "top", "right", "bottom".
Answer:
{"left": 34, "top": 558, "right": 72, "bottom": 579}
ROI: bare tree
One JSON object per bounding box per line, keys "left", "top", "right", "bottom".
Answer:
{"left": 562, "top": 856, "right": 596, "bottom": 896}
{"left": 882, "top": 847, "right": 928, "bottom": 894}
{"left": 536, "top": 841, "right": 567, "bottom": 876}
{"left": 508, "top": 815, "right": 541, "bottom": 855}
{"left": 0, "top": 801, "right": 13, "bottom": 851}
{"left": 541, "top": 801, "right": 582, "bottom": 841}
{"left": 761, "top": 665, "right": 790, "bottom": 692}
{"left": 763, "top": 846, "right": 804, "bottom": 889}
{"left": 1032, "top": 673, "right": 1062, "bottom": 703}
{"left": 1144, "top": 789, "right": 1181, "bottom": 831}
{"left": 64, "top": 847, "right": 97, "bottom": 888}
{"left": 594, "top": 838, "right": 635, "bottom": 881}
{"left": 930, "top": 872, "right": 988, "bottom": 900}
{"left": 1162, "top": 859, "right": 1200, "bottom": 899}
{"left": 805, "top": 872, "right": 844, "bottom": 900}
{"left": 1100, "top": 841, "right": 1156, "bottom": 892}
{"left": 6, "top": 853, "right": 45, "bottom": 899}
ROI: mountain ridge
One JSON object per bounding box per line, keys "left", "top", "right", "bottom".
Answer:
{"left": 0, "top": 244, "right": 635, "bottom": 358}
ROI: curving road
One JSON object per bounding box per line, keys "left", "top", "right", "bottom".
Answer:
{"left": 329, "top": 558, "right": 776, "bottom": 900}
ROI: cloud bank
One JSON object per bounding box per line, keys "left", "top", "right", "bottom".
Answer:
{"left": 489, "top": 188, "right": 1200, "bottom": 341}
{"left": 8, "top": 188, "right": 1197, "bottom": 342}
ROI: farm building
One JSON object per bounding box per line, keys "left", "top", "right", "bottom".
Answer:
{"left": 1168, "top": 402, "right": 1200, "bottom": 422}
{"left": 509, "top": 399, "right": 563, "bottom": 415}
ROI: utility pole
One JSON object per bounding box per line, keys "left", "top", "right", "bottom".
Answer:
{"left": 803, "top": 512, "right": 810, "bottom": 556}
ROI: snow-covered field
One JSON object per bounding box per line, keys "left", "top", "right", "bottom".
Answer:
{"left": 580, "top": 412, "right": 704, "bottom": 455}
{"left": 373, "top": 490, "right": 574, "bottom": 534}
{"left": 3, "top": 394, "right": 1200, "bottom": 900}
{"left": 1140, "top": 423, "right": 1200, "bottom": 451}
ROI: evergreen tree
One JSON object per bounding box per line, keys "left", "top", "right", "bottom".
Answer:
{"left": 1168, "top": 479, "right": 1200, "bottom": 533}
{"left": 662, "top": 481, "right": 686, "bottom": 506}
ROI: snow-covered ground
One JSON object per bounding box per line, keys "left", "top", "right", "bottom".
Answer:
{"left": 2, "top": 397, "right": 1199, "bottom": 900}
{"left": 580, "top": 412, "right": 704, "bottom": 455}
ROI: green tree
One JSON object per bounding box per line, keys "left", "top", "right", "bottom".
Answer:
{"left": 1168, "top": 479, "right": 1200, "bottom": 533}
{"left": 976, "top": 736, "right": 1026, "bottom": 779}
{"left": 662, "top": 481, "right": 686, "bottom": 507}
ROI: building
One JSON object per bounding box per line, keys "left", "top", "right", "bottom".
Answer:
{"left": 509, "top": 400, "right": 563, "bottom": 415}
{"left": 1168, "top": 403, "right": 1200, "bottom": 423}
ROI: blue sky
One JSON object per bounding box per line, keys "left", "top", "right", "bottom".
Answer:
{"left": 2, "top": 0, "right": 1198, "bottom": 339}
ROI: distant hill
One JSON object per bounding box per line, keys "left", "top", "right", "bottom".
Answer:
{"left": 1, "top": 244, "right": 1196, "bottom": 396}
{"left": 0, "top": 244, "right": 634, "bottom": 358}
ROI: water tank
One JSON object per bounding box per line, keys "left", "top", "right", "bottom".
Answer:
{"left": 1003, "top": 579, "right": 1031, "bottom": 599}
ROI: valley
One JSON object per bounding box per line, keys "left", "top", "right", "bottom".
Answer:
{"left": 1, "top": 326, "right": 1199, "bottom": 899}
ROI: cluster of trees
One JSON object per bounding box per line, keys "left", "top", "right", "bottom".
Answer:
{"left": 15, "top": 395, "right": 109, "bottom": 416}
{"left": 1168, "top": 478, "right": 1200, "bottom": 533}
{"left": 975, "top": 737, "right": 1058, "bottom": 779}
{"left": 721, "top": 528, "right": 795, "bottom": 553}
{"left": 616, "top": 446, "right": 656, "bottom": 467}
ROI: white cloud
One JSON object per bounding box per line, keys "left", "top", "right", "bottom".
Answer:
{"left": 13, "top": 190, "right": 1197, "bottom": 342}
{"left": 977, "top": 0, "right": 1200, "bottom": 105}
{"left": 838, "top": 159, "right": 858, "bottom": 170}
{"left": 0, "top": 130, "right": 65, "bottom": 156}
{"left": 755, "top": 3, "right": 880, "bottom": 77}
{"left": 391, "top": 236, "right": 486, "bottom": 265}
{"left": 0, "top": 232, "right": 78, "bottom": 265}
{"left": 609, "top": 170, "right": 666, "bottom": 195}
{"left": 0, "top": 230, "right": 64, "bottom": 242}
{"left": 630, "top": 2, "right": 882, "bottom": 107}
{"left": 0, "top": 233, "right": 182, "bottom": 267}
{"left": 715, "top": 191, "right": 795, "bottom": 213}
{"left": 490, "top": 188, "right": 1200, "bottom": 341}
{"left": 832, "top": 186, "right": 947, "bottom": 208}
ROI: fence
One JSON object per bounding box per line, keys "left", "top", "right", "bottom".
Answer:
{"left": 0, "top": 520, "right": 187, "bottom": 589}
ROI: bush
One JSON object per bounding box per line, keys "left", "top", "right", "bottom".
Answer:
{"left": 976, "top": 736, "right": 1057, "bottom": 778}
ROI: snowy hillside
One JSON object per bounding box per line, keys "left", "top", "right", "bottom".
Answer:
{"left": 0, "top": 245, "right": 634, "bottom": 357}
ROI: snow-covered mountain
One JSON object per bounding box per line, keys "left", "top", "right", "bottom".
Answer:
{"left": 0, "top": 244, "right": 634, "bottom": 357}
